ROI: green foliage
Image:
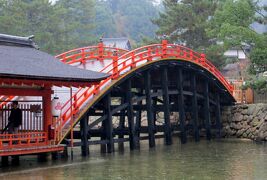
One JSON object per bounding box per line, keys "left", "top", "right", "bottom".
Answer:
{"left": 0, "top": 0, "right": 97, "bottom": 55}
{"left": 243, "top": 76, "right": 267, "bottom": 93}
{"left": 153, "top": 0, "right": 218, "bottom": 49}
{"left": 153, "top": 0, "right": 228, "bottom": 68}
{"left": 207, "top": 0, "right": 261, "bottom": 49}
{"left": 98, "top": 0, "right": 159, "bottom": 42}
{"left": 249, "top": 47, "right": 267, "bottom": 74}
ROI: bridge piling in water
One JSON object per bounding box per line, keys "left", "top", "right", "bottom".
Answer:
{"left": 105, "top": 94, "right": 114, "bottom": 153}
{"left": 204, "top": 81, "right": 211, "bottom": 140}
{"left": 80, "top": 115, "right": 89, "bottom": 156}
{"left": 118, "top": 97, "right": 126, "bottom": 152}
{"left": 191, "top": 73, "right": 200, "bottom": 142}
{"left": 145, "top": 70, "right": 156, "bottom": 148}
{"left": 215, "top": 93, "right": 221, "bottom": 138}
{"left": 177, "top": 68, "right": 187, "bottom": 144}
{"left": 126, "top": 79, "right": 137, "bottom": 150}
{"left": 161, "top": 66, "right": 172, "bottom": 145}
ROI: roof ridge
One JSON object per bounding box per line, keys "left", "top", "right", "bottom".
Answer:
{"left": 0, "top": 34, "right": 38, "bottom": 49}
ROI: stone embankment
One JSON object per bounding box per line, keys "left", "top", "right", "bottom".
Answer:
{"left": 222, "top": 103, "right": 267, "bottom": 141}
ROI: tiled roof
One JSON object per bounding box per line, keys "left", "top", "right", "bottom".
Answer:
{"left": 102, "top": 37, "right": 131, "bottom": 50}
{"left": 0, "top": 34, "right": 109, "bottom": 82}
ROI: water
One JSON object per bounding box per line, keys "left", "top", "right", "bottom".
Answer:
{"left": 1, "top": 138, "right": 267, "bottom": 180}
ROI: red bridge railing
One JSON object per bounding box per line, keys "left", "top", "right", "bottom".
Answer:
{"left": 54, "top": 40, "right": 234, "bottom": 143}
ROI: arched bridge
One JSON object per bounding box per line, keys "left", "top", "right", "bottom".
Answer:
{"left": 54, "top": 40, "right": 235, "bottom": 155}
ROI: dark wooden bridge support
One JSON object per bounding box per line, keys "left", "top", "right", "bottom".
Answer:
{"left": 215, "top": 92, "right": 221, "bottom": 138}
{"left": 191, "top": 73, "right": 200, "bottom": 142}
{"left": 118, "top": 99, "right": 126, "bottom": 151}
{"left": 204, "top": 81, "right": 211, "bottom": 140}
{"left": 61, "top": 61, "right": 234, "bottom": 156}
{"left": 134, "top": 89, "right": 143, "bottom": 149}
{"left": 126, "top": 80, "right": 138, "bottom": 150}
{"left": 177, "top": 68, "right": 187, "bottom": 144}
{"left": 80, "top": 115, "right": 89, "bottom": 156}
{"left": 161, "top": 67, "right": 172, "bottom": 145}
{"left": 100, "top": 120, "right": 107, "bottom": 153}
{"left": 145, "top": 70, "right": 156, "bottom": 148}
{"left": 105, "top": 94, "right": 114, "bottom": 153}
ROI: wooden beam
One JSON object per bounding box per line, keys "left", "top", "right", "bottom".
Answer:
{"left": 177, "top": 68, "right": 187, "bottom": 144}
{"left": 105, "top": 94, "right": 114, "bottom": 153}
{"left": 161, "top": 67, "right": 172, "bottom": 145}
{"left": 80, "top": 115, "right": 89, "bottom": 156}
{"left": 126, "top": 79, "right": 137, "bottom": 150}
{"left": 118, "top": 96, "right": 126, "bottom": 151}
{"left": 204, "top": 81, "right": 211, "bottom": 140}
{"left": 144, "top": 70, "right": 155, "bottom": 148}
{"left": 215, "top": 92, "right": 221, "bottom": 138}
{"left": 42, "top": 85, "right": 52, "bottom": 134}
{"left": 191, "top": 73, "right": 200, "bottom": 142}
{"left": 0, "top": 87, "right": 53, "bottom": 96}
{"left": 134, "top": 88, "right": 143, "bottom": 149}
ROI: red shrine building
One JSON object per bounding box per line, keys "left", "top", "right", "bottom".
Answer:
{"left": 0, "top": 34, "right": 108, "bottom": 157}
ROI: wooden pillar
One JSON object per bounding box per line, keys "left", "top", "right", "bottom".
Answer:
{"left": 177, "top": 68, "right": 187, "bottom": 144}
{"left": 100, "top": 119, "right": 106, "bottom": 153}
{"left": 105, "top": 94, "right": 114, "bottom": 153}
{"left": 126, "top": 80, "right": 137, "bottom": 150}
{"left": 144, "top": 71, "right": 155, "bottom": 148}
{"left": 191, "top": 73, "right": 200, "bottom": 142}
{"left": 80, "top": 115, "right": 89, "bottom": 156}
{"left": 215, "top": 92, "right": 221, "bottom": 138}
{"left": 42, "top": 86, "right": 52, "bottom": 133}
{"left": 135, "top": 89, "right": 143, "bottom": 149}
{"left": 118, "top": 97, "right": 126, "bottom": 152}
{"left": 204, "top": 81, "right": 211, "bottom": 140}
{"left": 152, "top": 96, "right": 157, "bottom": 131}
{"left": 161, "top": 67, "right": 172, "bottom": 145}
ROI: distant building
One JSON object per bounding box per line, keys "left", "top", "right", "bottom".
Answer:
{"left": 224, "top": 49, "right": 247, "bottom": 60}
{"left": 102, "top": 37, "right": 132, "bottom": 50}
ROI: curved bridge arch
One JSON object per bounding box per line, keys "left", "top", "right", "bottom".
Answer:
{"left": 55, "top": 40, "right": 235, "bottom": 145}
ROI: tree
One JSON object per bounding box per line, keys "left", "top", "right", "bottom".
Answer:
{"left": 153, "top": 0, "right": 227, "bottom": 68}
{"left": 97, "top": 0, "right": 159, "bottom": 43}
{"left": 0, "top": 0, "right": 97, "bottom": 55}
{"left": 208, "top": 0, "right": 267, "bottom": 90}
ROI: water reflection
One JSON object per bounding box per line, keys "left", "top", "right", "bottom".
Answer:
{"left": 1, "top": 138, "right": 267, "bottom": 180}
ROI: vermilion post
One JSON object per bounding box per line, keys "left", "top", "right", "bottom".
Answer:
{"left": 162, "top": 39, "right": 168, "bottom": 58}
{"left": 200, "top": 53, "right": 206, "bottom": 64}
{"left": 131, "top": 52, "right": 135, "bottom": 68}
{"left": 43, "top": 86, "right": 52, "bottom": 136}
{"left": 98, "top": 42, "right": 104, "bottom": 61}
{"left": 113, "top": 51, "right": 118, "bottom": 79}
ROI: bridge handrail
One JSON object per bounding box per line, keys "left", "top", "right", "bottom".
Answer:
{"left": 56, "top": 43, "right": 129, "bottom": 64}
{"left": 54, "top": 40, "right": 234, "bottom": 143}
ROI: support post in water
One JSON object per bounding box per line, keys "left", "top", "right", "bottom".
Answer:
{"left": 177, "top": 68, "right": 187, "bottom": 144}
{"left": 204, "top": 81, "right": 211, "bottom": 140}
{"left": 134, "top": 88, "right": 143, "bottom": 149}
{"left": 161, "top": 66, "right": 172, "bottom": 145}
{"left": 105, "top": 93, "right": 114, "bottom": 153}
{"left": 215, "top": 92, "right": 221, "bottom": 138}
{"left": 80, "top": 115, "right": 89, "bottom": 156}
{"left": 145, "top": 70, "right": 155, "bottom": 148}
{"left": 191, "top": 73, "right": 200, "bottom": 142}
{"left": 118, "top": 96, "right": 126, "bottom": 152}
{"left": 126, "top": 79, "right": 137, "bottom": 150}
